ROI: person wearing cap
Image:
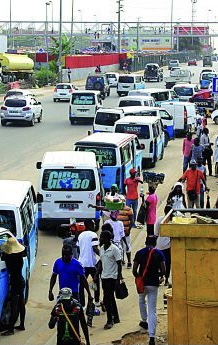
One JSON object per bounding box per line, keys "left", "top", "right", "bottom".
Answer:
{"left": 49, "top": 287, "right": 91, "bottom": 345}
{"left": 124, "top": 168, "right": 143, "bottom": 227}
{"left": 0, "top": 237, "right": 26, "bottom": 336}
{"left": 167, "top": 182, "right": 186, "bottom": 209}
{"left": 178, "top": 159, "right": 207, "bottom": 208}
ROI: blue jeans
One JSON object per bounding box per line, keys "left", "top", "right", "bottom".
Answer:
{"left": 126, "top": 199, "right": 138, "bottom": 223}
{"left": 183, "top": 155, "right": 190, "bottom": 172}
{"left": 138, "top": 286, "right": 158, "bottom": 337}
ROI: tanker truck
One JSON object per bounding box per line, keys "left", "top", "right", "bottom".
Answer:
{"left": 0, "top": 53, "right": 34, "bottom": 83}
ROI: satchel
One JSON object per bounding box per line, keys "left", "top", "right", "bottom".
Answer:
{"left": 115, "top": 280, "right": 128, "bottom": 299}
{"left": 135, "top": 276, "right": 144, "bottom": 294}
{"left": 187, "top": 189, "right": 197, "bottom": 201}
{"left": 137, "top": 202, "right": 147, "bottom": 225}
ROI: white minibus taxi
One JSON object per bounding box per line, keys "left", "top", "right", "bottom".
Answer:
{"left": 69, "top": 90, "right": 103, "bottom": 124}
{"left": 172, "top": 84, "right": 199, "bottom": 101}
{"left": 114, "top": 115, "right": 165, "bottom": 168}
{"left": 36, "top": 151, "right": 103, "bottom": 230}
{"left": 118, "top": 95, "right": 155, "bottom": 108}
{"left": 128, "top": 88, "right": 178, "bottom": 106}
{"left": 117, "top": 74, "right": 146, "bottom": 96}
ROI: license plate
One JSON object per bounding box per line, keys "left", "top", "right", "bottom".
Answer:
{"left": 9, "top": 110, "right": 19, "bottom": 113}
{"left": 60, "top": 93, "right": 67, "bottom": 95}
{"left": 123, "top": 85, "right": 129, "bottom": 88}
{"left": 59, "top": 203, "right": 79, "bottom": 210}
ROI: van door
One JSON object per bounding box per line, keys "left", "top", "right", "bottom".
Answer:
{"left": 159, "top": 109, "right": 175, "bottom": 140}
{"left": 135, "top": 76, "right": 145, "bottom": 90}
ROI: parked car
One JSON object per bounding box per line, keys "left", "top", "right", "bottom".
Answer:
{"left": 144, "top": 63, "right": 163, "bottom": 82}
{"left": 105, "top": 72, "right": 119, "bottom": 87}
{"left": 85, "top": 73, "right": 110, "bottom": 99}
{"left": 53, "top": 83, "right": 77, "bottom": 102}
{"left": 188, "top": 59, "right": 197, "bottom": 66}
{"left": 4, "top": 89, "right": 35, "bottom": 101}
{"left": 1, "top": 96, "right": 42, "bottom": 126}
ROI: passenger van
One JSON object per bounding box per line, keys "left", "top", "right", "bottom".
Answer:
{"left": 117, "top": 74, "right": 146, "bottom": 96}
{"left": 128, "top": 88, "right": 178, "bottom": 106}
{"left": 161, "top": 101, "right": 197, "bottom": 135}
{"left": 36, "top": 151, "right": 103, "bottom": 230}
{"left": 105, "top": 72, "right": 119, "bottom": 87}
{"left": 74, "top": 133, "right": 143, "bottom": 193}
{"left": 114, "top": 116, "right": 165, "bottom": 168}
{"left": 0, "top": 180, "right": 38, "bottom": 321}
{"left": 118, "top": 95, "right": 155, "bottom": 107}
{"left": 93, "top": 106, "right": 162, "bottom": 133}
{"left": 69, "top": 90, "right": 103, "bottom": 124}
{"left": 173, "top": 84, "right": 199, "bottom": 101}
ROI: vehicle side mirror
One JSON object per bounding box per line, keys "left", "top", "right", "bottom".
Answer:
{"left": 36, "top": 193, "right": 43, "bottom": 203}
{"left": 163, "top": 125, "right": 167, "bottom": 129}
{"left": 36, "top": 162, "right": 42, "bottom": 169}
{"left": 37, "top": 101, "right": 41, "bottom": 105}
{"left": 99, "top": 163, "right": 103, "bottom": 169}
{"left": 140, "top": 143, "right": 145, "bottom": 149}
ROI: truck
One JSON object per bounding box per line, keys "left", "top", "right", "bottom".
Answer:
{"left": 203, "top": 56, "right": 212, "bottom": 67}
{"left": 165, "top": 69, "right": 192, "bottom": 89}
{"left": 0, "top": 53, "right": 34, "bottom": 83}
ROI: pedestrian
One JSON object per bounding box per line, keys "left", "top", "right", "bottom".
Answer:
{"left": 145, "top": 186, "right": 158, "bottom": 236}
{"left": 78, "top": 219, "right": 101, "bottom": 308}
{"left": 200, "top": 127, "right": 213, "bottom": 176}
{"left": 196, "top": 157, "right": 207, "bottom": 208}
{"left": 190, "top": 137, "right": 204, "bottom": 162}
{"left": 48, "top": 244, "right": 93, "bottom": 303}
{"left": 67, "top": 67, "right": 71, "bottom": 83}
{"left": 104, "top": 211, "right": 129, "bottom": 256}
{"left": 154, "top": 205, "right": 173, "bottom": 286}
{"left": 178, "top": 159, "right": 207, "bottom": 208}
{"left": 196, "top": 117, "right": 203, "bottom": 138}
{"left": 166, "top": 182, "right": 186, "bottom": 209}
{"left": 58, "top": 225, "right": 79, "bottom": 259}
{"left": 124, "top": 168, "right": 143, "bottom": 227}
{"left": 132, "top": 236, "right": 166, "bottom": 345}
{"left": 48, "top": 287, "right": 91, "bottom": 345}
{"left": 117, "top": 204, "right": 133, "bottom": 269}
{"left": 182, "top": 132, "right": 194, "bottom": 172}
{"left": 94, "top": 230, "right": 122, "bottom": 329}
{"left": 214, "top": 135, "right": 218, "bottom": 177}
{"left": 97, "top": 32, "right": 100, "bottom": 39}
{"left": 0, "top": 237, "right": 26, "bottom": 336}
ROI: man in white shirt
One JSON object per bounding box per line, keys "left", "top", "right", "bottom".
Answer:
{"left": 78, "top": 219, "right": 100, "bottom": 307}
{"left": 94, "top": 230, "right": 122, "bottom": 330}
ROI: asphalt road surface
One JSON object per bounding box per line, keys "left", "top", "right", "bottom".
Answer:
{"left": 0, "top": 60, "right": 217, "bottom": 345}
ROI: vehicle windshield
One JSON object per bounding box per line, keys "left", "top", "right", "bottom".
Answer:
{"left": 42, "top": 169, "right": 96, "bottom": 191}
{"left": 86, "top": 76, "right": 104, "bottom": 87}
{"left": 5, "top": 99, "right": 27, "bottom": 107}
{"left": 151, "top": 92, "right": 169, "bottom": 101}
{"left": 56, "top": 84, "right": 71, "bottom": 89}
{"left": 6, "top": 91, "right": 23, "bottom": 97}
{"left": 106, "top": 74, "right": 116, "bottom": 78}
{"left": 174, "top": 87, "right": 194, "bottom": 96}
{"left": 118, "top": 76, "right": 134, "bottom": 83}
{"left": 76, "top": 147, "right": 116, "bottom": 166}
{"left": 95, "top": 112, "right": 120, "bottom": 126}
{"left": 119, "top": 100, "right": 142, "bottom": 107}
{"left": 202, "top": 73, "right": 216, "bottom": 81}
{"left": 115, "top": 124, "right": 150, "bottom": 139}
{"left": 71, "top": 93, "right": 95, "bottom": 105}
{"left": 0, "top": 210, "right": 16, "bottom": 236}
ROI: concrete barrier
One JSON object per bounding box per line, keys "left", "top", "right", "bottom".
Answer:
{"left": 62, "top": 64, "right": 119, "bottom": 82}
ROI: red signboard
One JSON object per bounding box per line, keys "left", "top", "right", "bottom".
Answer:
{"left": 174, "top": 26, "right": 209, "bottom": 35}
{"left": 65, "top": 53, "right": 126, "bottom": 69}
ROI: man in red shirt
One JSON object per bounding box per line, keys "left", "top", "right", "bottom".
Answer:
{"left": 124, "top": 168, "right": 143, "bottom": 227}
{"left": 179, "top": 159, "right": 207, "bottom": 208}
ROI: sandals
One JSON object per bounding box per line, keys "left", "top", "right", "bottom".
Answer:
{"left": 104, "top": 323, "right": 113, "bottom": 330}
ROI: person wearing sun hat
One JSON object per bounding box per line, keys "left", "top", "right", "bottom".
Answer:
{"left": 0, "top": 237, "right": 26, "bottom": 336}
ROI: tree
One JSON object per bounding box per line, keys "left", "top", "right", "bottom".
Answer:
{"left": 49, "top": 33, "right": 77, "bottom": 57}
{"left": 177, "top": 37, "right": 203, "bottom": 53}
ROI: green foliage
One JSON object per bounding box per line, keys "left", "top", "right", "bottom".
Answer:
{"left": 34, "top": 67, "right": 57, "bottom": 87}
{"left": 178, "top": 37, "right": 203, "bottom": 53}
{"left": 0, "top": 83, "right": 7, "bottom": 94}
{"left": 49, "top": 33, "right": 77, "bottom": 57}
{"left": 49, "top": 60, "right": 58, "bottom": 74}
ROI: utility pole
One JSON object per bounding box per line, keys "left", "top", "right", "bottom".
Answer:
{"left": 191, "top": 0, "right": 197, "bottom": 46}
{"left": 58, "top": 0, "right": 63, "bottom": 82}
{"left": 136, "top": 18, "right": 140, "bottom": 57}
{"left": 170, "top": 0, "right": 174, "bottom": 51}
{"left": 116, "top": 0, "right": 123, "bottom": 53}
{"left": 70, "top": 0, "right": 74, "bottom": 55}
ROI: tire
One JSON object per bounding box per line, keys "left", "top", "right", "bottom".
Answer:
{"left": 107, "top": 88, "right": 110, "bottom": 96}
{"left": 93, "top": 82, "right": 102, "bottom": 91}
{"left": 53, "top": 98, "right": 57, "bottom": 102}
{"left": 214, "top": 117, "right": 218, "bottom": 125}
{"left": 37, "top": 110, "right": 42, "bottom": 123}
{"left": 25, "top": 279, "right": 29, "bottom": 304}
{"left": 70, "top": 119, "right": 75, "bottom": 125}
{"left": 101, "top": 93, "right": 105, "bottom": 100}
{"left": 1, "top": 120, "right": 7, "bottom": 126}
{"left": 164, "top": 133, "right": 169, "bottom": 147}
{"left": 160, "top": 146, "right": 164, "bottom": 160}
{"left": 29, "top": 115, "right": 35, "bottom": 127}
{"left": 157, "top": 77, "right": 160, "bottom": 82}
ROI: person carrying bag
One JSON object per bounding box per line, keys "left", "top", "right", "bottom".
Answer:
{"left": 134, "top": 248, "right": 155, "bottom": 294}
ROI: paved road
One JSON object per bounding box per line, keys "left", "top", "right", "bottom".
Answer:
{"left": 0, "top": 61, "right": 217, "bottom": 345}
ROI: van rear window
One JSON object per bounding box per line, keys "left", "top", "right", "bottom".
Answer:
{"left": 42, "top": 169, "right": 96, "bottom": 191}
{"left": 5, "top": 99, "right": 27, "bottom": 107}
{"left": 77, "top": 147, "right": 116, "bottom": 166}
{"left": 118, "top": 76, "right": 134, "bottom": 83}
{"left": 119, "top": 100, "right": 141, "bottom": 107}
{"left": 71, "top": 94, "right": 95, "bottom": 105}
{"left": 95, "top": 112, "right": 120, "bottom": 126}
{"left": 174, "top": 87, "right": 194, "bottom": 96}
{"left": 115, "top": 124, "right": 150, "bottom": 139}
{"left": 0, "top": 210, "right": 16, "bottom": 236}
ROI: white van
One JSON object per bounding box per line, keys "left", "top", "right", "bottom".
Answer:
{"left": 69, "top": 90, "right": 103, "bottom": 124}
{"left": 161, "top": 101, "right": 197, "bottom": 135}
{"left": 105, "top": 72, "right": 119, "bottom": 87}
{"left": 93, "top": 106, "right": 158, "bottom": 133}
{"left": 173, "top": 84, "right": 199, "bottom": 101}
{"left": 118, "top": 95, "right": 155, "bottom": 107}
{"left": 129, "top": 88, "right": 178, "bottom": 106}
{"left": 117, "top": 74, "right": 146, "bottom": 96}
{"left": 114, "top": 115, "right": 165, "bottom": 168}
{"left": 36, "top": 151, "right": 103, "bottom": 230}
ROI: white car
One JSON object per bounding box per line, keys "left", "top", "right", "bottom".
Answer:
{"left": 53, "top": 83, "right": 77, "bottom": 102}
{"left": 4, "top": 89, "right": 35, "bottom": 101}
{"left": 105, "top": 72, "right": 119, "bottom": 87}
{"left": 1, "top": 96, "right": 43, "bottom": 126}
{"left": 211, "top": 110, "right": 218, "bottom": 125}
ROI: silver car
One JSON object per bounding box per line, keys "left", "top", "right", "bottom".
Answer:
{"left": 53, "top": 83, "right": 77, "bottom": 102}
{"left": 1, "top": 96, "right": 43, "bottom": 127}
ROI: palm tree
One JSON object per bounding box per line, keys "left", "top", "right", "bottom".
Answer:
{"left": 49, "top": 33, "right": 77, "bottom": 57}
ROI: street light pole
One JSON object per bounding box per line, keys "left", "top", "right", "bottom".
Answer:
{"left": 170, "top": 0, "right": 174, "bottom": 51}
{"left": 70, "top": 0, "right": 74, "bottom": 55}
{"left": 117, "top": 0, "right": 123, "bottom": 54}
{"left": 58, "top": 0, "right": 63, "bottom": 82}
{"left": 45, "top": 2, "right": 50, "bottom": 68}
{"left": 9, "top": 0, "right": 12, "bottom": 49}
{"left": 78, "top": 10, "right": 82, "bottom": 33}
